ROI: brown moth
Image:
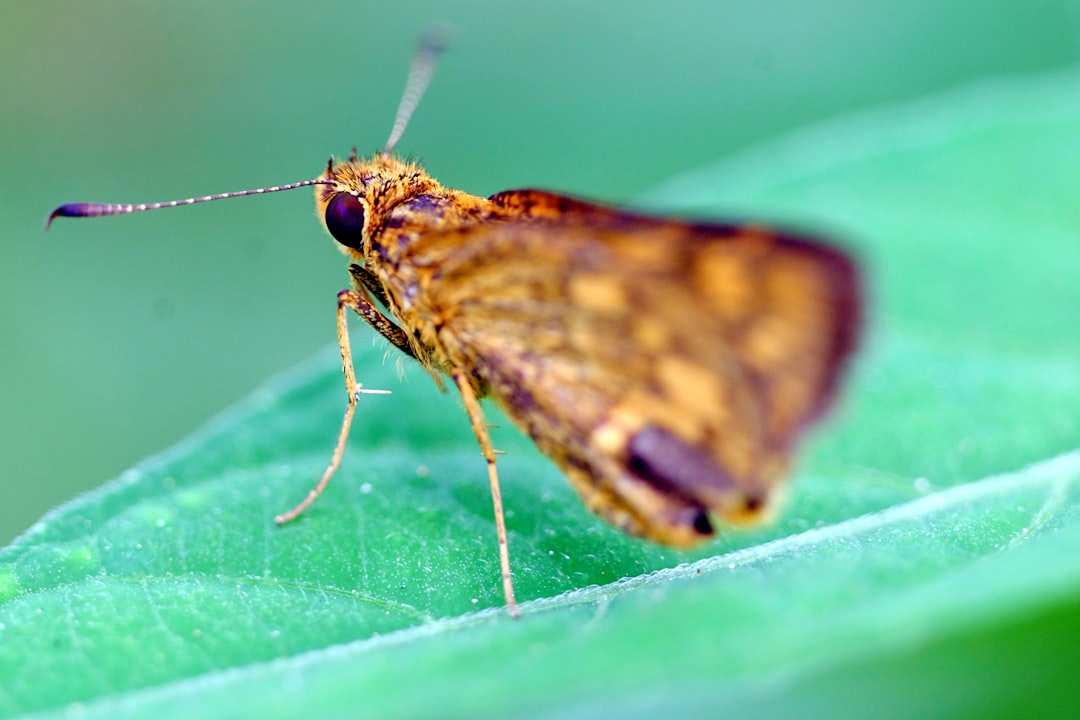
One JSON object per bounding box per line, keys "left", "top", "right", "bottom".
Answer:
{"left": 47, "top": 31, "right": 861, "bottom": 617}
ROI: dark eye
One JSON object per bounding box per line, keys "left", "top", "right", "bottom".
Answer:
{"left": 324, "top": 193, "right": 366, "bottom": 249}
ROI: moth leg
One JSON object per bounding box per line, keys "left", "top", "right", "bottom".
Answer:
{"left": 349, "top": 263, "right": 391, "bottom": 310}
{"left": 275, "top": 289, "right": 391, "bottom": 524}
{"left": 452, "top": 367, "right": 520, "bottom": 618}
{"left": 348, "top": 265, "right": 416, "bottom": 359}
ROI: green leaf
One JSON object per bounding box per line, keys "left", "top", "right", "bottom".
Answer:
{"left": 5, "top": 70, "right": 1080, "bottom": 719}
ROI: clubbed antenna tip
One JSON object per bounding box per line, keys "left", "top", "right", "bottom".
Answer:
{"left": 45, "top": 203, "right": 100, "bottom": 230}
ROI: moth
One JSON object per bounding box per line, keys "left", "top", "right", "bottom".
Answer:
{"left": 47, "top": 31, "right": 861, "bottom": 617}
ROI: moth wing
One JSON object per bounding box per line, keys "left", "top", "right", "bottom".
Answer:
{"left": 404, "top": 190, "right": 860, "bottom": 545}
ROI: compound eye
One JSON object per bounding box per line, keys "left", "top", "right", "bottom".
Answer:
{"left": 324, "top": 192, "right": 366, "bottom": 249}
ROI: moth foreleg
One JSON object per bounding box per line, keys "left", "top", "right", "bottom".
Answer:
{"left": 275, "top": 289, "right": 390, "bottom": 524}
{"left": 452, "top": 367, "right": 520, "bottom": 618}
{"left": 347, "top": 263, "right": 388, "bottom": 304}
{"left": 344, "top": 266, "right": 418, "bottom": 360}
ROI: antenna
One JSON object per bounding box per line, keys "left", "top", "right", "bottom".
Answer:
{"left": 383, "top": 25, "right": 450, "bottom": 154}
{"left": 45, "top": 179, "right": 332, "bottom": 230}
{"left": 45, "top": 27, "right": 451, "bottom": 230}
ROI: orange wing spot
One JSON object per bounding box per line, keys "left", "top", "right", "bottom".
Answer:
{"left": 613, "top": 388, "right": 704, "bottom": 444}
{"left": 568, "top": 273, "right": 628, "bottom": 313}
{"left": 694, "top": 246, "right": 759, "bottom": 321}
{"left": 741, "top": 316, "right": 794, "bottom": 373}
{"left": 713, "top": 426, "right": 757, "bottom": 482}
{"left": 632, "top": 316, "right": 671, "bottom": 352}
{"left": 592, "top": 420, "right": 631, "bottom": 456}
{"left": 609, "top": 229, "right": 678, "bottom": 267}
{"left": 655, "top": 355, "right": 728, "bottom": 426}
{"left": 765, "top": 257, "right": 828, "bottom": 319}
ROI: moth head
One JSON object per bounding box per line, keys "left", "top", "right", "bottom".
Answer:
{"left": 314, "top": 25, "right": 448, "bottom": 259}
{"left": 317, "top": 167, "right": 370, "bottom": 256}
{"left": 319, "top": 153, "right": 412, "bottom": 259}
{"left": 315, "top": 154, "right": 434, "bottom": 259}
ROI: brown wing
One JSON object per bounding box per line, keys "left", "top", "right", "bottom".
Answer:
{"left": 402, "top": 189, "right": 860, "bottom": 546}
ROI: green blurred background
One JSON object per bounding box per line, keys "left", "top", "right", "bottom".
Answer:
{"left": 3, "top": 0, "right": 1080, "bottom": 546}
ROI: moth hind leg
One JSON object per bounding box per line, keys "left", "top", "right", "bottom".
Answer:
{"left": 451, "top": 367, "right": 520, "bottom": 618}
